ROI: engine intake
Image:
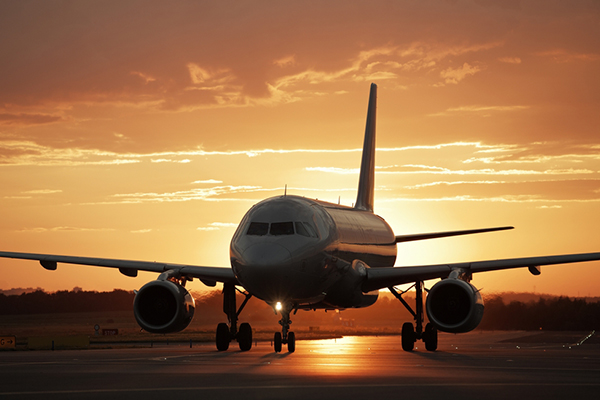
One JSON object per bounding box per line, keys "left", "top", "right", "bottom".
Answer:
{"left": 133, "top": 280, "right": 195, "bottom": 334}
{"left": 425, "top": 278, "right": 484, "bottom": 333}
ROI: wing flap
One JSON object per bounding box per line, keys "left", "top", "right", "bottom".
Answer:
{"left": 0, "top": 251, "right": 239, "bottom": 285}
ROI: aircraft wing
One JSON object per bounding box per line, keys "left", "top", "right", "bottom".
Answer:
{"left": 0, "top": 251, "right": 239, "bottom": 286}
{"left": 362, "top": 252, "right": 600, "bottom": 292}
{"left": 395, "top": 226, "right": 513, "bottom": 243}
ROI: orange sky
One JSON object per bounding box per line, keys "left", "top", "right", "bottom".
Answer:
{"left": 1, "top": 1, "right": 599, "bottom": 296}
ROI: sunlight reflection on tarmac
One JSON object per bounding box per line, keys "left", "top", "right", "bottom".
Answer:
{"left": 1, "top": 332, "right": 599, "bottom": 400}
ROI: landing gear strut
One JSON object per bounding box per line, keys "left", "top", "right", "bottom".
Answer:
{"left": 216, "top": 283, "right": 253, "bottom": 351}
{"left": 273, "top": 305, "right": 296, "bottom": 353}
{"left": 389, "top": 280, "right": 438, "bottom": 352}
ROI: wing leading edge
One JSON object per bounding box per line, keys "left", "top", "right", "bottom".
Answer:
{"left": 362, "top": 252, "right": 600, "bottom": 292}
{"left": 0, "top": 251, "right": 239, "bottom": 285}
{"left": 395, "top": 226, "right": 514, "bottom": 243}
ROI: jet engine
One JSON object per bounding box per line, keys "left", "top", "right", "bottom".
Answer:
{"left": 133, "top": 280, "right": 195, "bottom": 334}
{"left": 425, "top": 278, "right": 484, "bottom": 333}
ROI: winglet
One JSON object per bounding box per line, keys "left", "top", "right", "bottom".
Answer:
{"left": 355, "top": 83, "right": 377, "bottom": 212}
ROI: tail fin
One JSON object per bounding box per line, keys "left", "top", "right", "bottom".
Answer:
{"left": 354, "top": 83, "right": 377, "bottom": 212}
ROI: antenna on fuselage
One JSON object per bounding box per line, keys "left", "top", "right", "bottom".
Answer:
{"left": 354, "top": 83, "right": 377, "bottom": 213}
{"left": 284, "top": 184, "right": 287, "bottom": 196}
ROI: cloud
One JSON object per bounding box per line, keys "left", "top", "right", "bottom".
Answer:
{"left": 197, "top": 222, "right": 238, "bottom": 231}
{"left": 193, "top": 179, "right": 223, "bottom": 184}
{"left": 535, "top": 49, "right": 600, "bottom": 63}
{"left": 150, "top": 159, "right": 191, "bottom": 163}
{"left": 0, "top": 140, "right": 141, "bottom": 166}
{"left": 18, "top": 227, "right": 115, "bottom": 233}
{"left": 0, "top": 113, "right": 64, "bottom": 126}
{"left": 111, "top": 185, "right": 268, "bottom": 203}
{"left": 428, "top": 105, "right": 529, "bottom": 117}
{"left": 498, "top": 57, "right": 522, "bottom": 64}
{"left": 130, "top": 71, "right": 156, "bottom": 84}
{"left": 131, "top": 229, "right": 153, "bottom": 233}
{"left": 439, "top": 63, "right": 481, "bottom": 84}
{"left": 308, "top": 163, "right": 596, "bottom": 177}
{"left": 273, "top": 55, "right": 296, "bottom": 67}
{"left": 21, "top": 189, "right": 62, "bottom": 194}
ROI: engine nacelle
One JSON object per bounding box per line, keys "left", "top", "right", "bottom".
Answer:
{"left": 425, "top": 278, "right": 484, "bottom": 333}
{"left": 133, "top": 280, "right": 195, "bottom": 334}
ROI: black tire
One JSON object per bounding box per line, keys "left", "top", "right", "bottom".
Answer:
{"left": 424, "top": 323, "right": 438, "bottom": 352}
{"left": 216, "top": 323, "right": 230, "bottom": 351}
{"left": 238, "top": 322, "right": 253, "bottom": 351}
{"left": 287, "top": 331, "right": 296, "bottom": 353}
{"left": 401, "top": 322, "right": 415, "bottom": 352}
{"left": 274, "top": 332, "right": 282, "bottom": 353}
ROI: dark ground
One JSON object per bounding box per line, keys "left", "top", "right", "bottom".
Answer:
{"left": 1, "top": 331, "right": 599, "bottom": 400}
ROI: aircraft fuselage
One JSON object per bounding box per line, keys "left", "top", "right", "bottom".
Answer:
{"left": 230, "top": 195, "right": 396, "bottom": 309}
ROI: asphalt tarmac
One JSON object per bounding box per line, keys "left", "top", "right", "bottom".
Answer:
{"left": 1, "top": 332, "right": 599, "bottom": 400}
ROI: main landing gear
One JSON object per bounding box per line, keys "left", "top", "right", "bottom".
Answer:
{"left": 273, "top": 305, "right": 295, "bottom": 353}
{"left": 216, "top": 283, "right": 253, "bottom": 351}
{"left": 389, "top": 280, "right": 438, "bottom": 352}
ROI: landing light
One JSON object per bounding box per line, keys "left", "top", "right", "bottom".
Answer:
{"left": 275, "top": 302, "right": 282, "bottom": 311}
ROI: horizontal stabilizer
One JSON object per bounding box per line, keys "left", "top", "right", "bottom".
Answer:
{"left": 395, "top": 226, "right": 514, "bottom": 243}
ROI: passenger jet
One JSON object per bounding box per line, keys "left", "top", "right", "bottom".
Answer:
{"left": 2, "top": 83, "right": 600, "bottom": 352}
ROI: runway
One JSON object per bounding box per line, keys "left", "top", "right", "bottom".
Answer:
{"left": 1, "top": 332, "right": 599, "bottom": 399}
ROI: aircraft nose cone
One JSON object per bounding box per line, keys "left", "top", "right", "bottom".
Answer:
{"left": 236, "top": 242, "right": 293, "bottom": 301}
{"left": 242, "top": 242, "right": 292, "bottom": 268}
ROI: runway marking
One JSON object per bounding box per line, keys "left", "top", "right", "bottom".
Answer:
{"left": 2, "top": 382, "right": 600, "bottom": 396}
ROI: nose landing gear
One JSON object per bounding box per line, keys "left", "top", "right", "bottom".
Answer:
{"left": 273, "top": 306, "right": 296, "bottom": 353}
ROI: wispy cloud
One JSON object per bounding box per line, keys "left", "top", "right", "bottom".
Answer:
{"left": 535, "top": 49, "right": 600, "bottom": 63}
{"left": 439, "top": 63, "right": 481, "bottom": 84}
{"left": 197, "top": 222, "right": 238, "bottom": 231}
{"left": 498, "top": 57, "right": 522, "bottom": 64}
{"left": 21, "top": 189, "right": 62, "bottom": 194}
{"left": 404, "top": 180, "right": 506, "bottom": 189}
{"left": 131, "top": 229, "right": 153, "bottom": 233}
{"left": 0, "top": 112, "right": 65, "bottom": 126}
{"left": 18, "top": 226, "right": 115, "bottom": 233}
{"left": 193, "top": 179, "right": 223, "bottom": 184}
{"left": 111, "top": 185, "right": 268, "bottom": 203}
{"left": 428, "top": 105, "right": 529, "bottom": 117}
{"left": 308, "top": 164, "right": 595, "bottom": 176}
{"left": 380, "top": 196, "right": 600, "bottom": 204}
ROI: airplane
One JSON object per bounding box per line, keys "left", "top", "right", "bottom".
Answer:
{"left": 2, "top": 83, "right": 600, "bottom": 353}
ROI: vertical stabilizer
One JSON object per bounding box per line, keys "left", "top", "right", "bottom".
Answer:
{"left": 355, "top": 83, "right": 377, "bottom": 212}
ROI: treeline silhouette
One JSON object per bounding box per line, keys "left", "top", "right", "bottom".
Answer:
{"left": 1, "top": 289, "right": 599, "bottom": 331}
{"left": 479, "top": 295, "right": 600, "bottom": 331}
{"left": 0, "top": 289, "right": 134, "bottom": 314}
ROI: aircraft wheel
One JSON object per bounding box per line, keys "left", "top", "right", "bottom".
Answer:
{"left": 274, "top": 332, "right": 282, "bottom": 353}
{"left": 424, "top": 323, "right": 438, "bottom": 352}
{"left": 401, "top": 322, "right": 415, "bottom": 352}
{"left": 238, "top": 322, "right": 253, "bottom": 351}
{"left": 287, "top": 331, "right": 296, "bottom": 353}
{"left": 216, "top": 323, "right": 230, "bottom": 351}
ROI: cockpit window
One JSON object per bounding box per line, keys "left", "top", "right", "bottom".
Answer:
{"left": 302, "top": 222, "right": 318, "bottom": 238}
{"left": 246, "top": 221, "right": 317, "bottom": 237}
{"left": 270, "top": 221, "right": 294, "bottom": 235}
{"left": 295, "top": 222, "right": 310, "bottom": 237}
{"left": 247, "top": 222, "right": 269, "bottom": 236}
